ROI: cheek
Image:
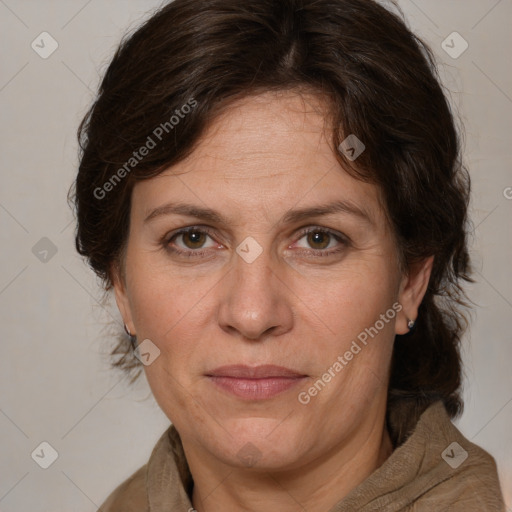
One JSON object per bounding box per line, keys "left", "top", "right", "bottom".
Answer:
{"left": 127, "top": 253, "right": 400, "bottom": 353}
{"left": 127, "top": 263, "right": 209, "bottom": 337}
{"left": 301, "top": 262, "right": 399, "bottom": 390}
{"left": 302, "top": 260, "right": 399, "bottom": 334}
{"left": 129, "top": 271, "right": 210, "bottom": 422}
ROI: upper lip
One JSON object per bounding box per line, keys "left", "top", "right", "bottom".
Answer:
{"left": 206, "top": 365, "right": 306, "bottom": 379}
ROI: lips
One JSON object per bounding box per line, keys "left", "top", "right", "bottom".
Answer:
{"left": 205, "top": 365, "right": 307, "bottom": 400}
{"left": 207, "top": 364, "right": 306, "bottom": 379}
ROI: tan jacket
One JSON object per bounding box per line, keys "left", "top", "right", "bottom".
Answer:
{"left": 98, "top": 401, "right": 506, "bottom": 511}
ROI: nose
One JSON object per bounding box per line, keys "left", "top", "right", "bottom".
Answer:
{"left": 216, "top": 244, "right": 294, "bottom": 341}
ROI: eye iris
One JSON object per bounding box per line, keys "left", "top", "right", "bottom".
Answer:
{"left": 183, "top": 231, "right": 206, "bottom": 249}
{"left": 307, "top": 231, "right": 330, "bottom": 250}
{"left": 179, "top": 231, "right": 333, "bottom": 251}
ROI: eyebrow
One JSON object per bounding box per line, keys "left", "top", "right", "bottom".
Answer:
{"left": 144, "top": 199, "right": 375, "bottom": 227}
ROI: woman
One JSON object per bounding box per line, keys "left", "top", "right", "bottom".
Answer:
{"left": 71, "top": 0, "right": 506, "bottom": 510}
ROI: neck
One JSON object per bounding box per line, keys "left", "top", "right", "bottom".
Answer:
{"left": 186, "top": 413, "right": 393, "bottom": 512}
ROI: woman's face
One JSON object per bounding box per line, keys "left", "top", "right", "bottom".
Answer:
{"left": 114, "top": 91, "right": 428, "bottom": 471}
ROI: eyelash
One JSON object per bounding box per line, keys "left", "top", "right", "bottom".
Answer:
{"left": 161, "top": 226, "right": 350, "bottom": 259}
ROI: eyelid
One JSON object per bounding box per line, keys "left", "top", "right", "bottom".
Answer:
{"left": 292, "top": 226, "right": 349, "bottom": 247}
{"left": 166, "top": 225, "right": 222, "bottom": 248}
{"left": 163, "top": 224, "right": 349, "bottom": 257}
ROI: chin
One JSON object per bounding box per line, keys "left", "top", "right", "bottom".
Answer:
{"left": 215, "top": 417, "right": 305, "bottom": 470}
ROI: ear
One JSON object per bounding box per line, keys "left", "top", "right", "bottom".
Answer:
{"left": 395, "top": 256, "right": 434, "bottom": 335}
{"left": 111, "top": 262, "right": 136, "bottom": 336}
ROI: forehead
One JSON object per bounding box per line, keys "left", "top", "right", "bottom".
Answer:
{"left": 181, "top": 91, "right": 334, "bottom": 176}
{"left": 132, "top": 90, "right": 387, "bottom": 229}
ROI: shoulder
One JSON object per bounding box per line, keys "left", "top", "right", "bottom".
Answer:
{"left": 430, "top": 432, "right": 505, "bottom": 509}
{"left": 97, "top": 463, "right": 148, "bottom": 512}
{"left": 96, "top": 424, "right": 188, "bottom": 511}
{"left": 412, "top": 449, "right": 505, "bottom": 511}
{"left": 410, "top": 401, "right": 506, "bottom": 510}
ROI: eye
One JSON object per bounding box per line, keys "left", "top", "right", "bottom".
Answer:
{"left": 293, "top": 227, "right": 348, "bottom": 256}
{"left": 164, "top": 227, "right": 220, "bottom": 256}
{"left": 162, "top": 225, "right": 348, "bottom": 259}
{"left": 175, "top": 229, "right": 214, "bottom": 249}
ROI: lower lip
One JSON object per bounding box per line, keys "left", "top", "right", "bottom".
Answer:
{"left": 207, "top": 376, "right": 306, "bottom": 400}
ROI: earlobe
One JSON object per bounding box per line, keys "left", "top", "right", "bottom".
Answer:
{"left": 395, "top": 256, "right": 434, "bottom": 335}
{"left": 111, "top": 263, "right": 136, "bottom": 336}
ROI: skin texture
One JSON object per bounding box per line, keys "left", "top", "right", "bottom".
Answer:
{"left": 113, "top": 90, "right": 433, "bottom": 512}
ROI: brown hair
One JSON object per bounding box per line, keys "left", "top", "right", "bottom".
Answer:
{"left": 70, "top": 0, "right": 472, "bottom": 445}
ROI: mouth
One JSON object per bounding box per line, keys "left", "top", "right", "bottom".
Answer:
{"left": 205, "top": 365, "right": 308, "bottom": 400}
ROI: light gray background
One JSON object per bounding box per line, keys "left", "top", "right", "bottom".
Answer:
{"left": 0, "top": 0, "right": 511, "bottom": 510}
